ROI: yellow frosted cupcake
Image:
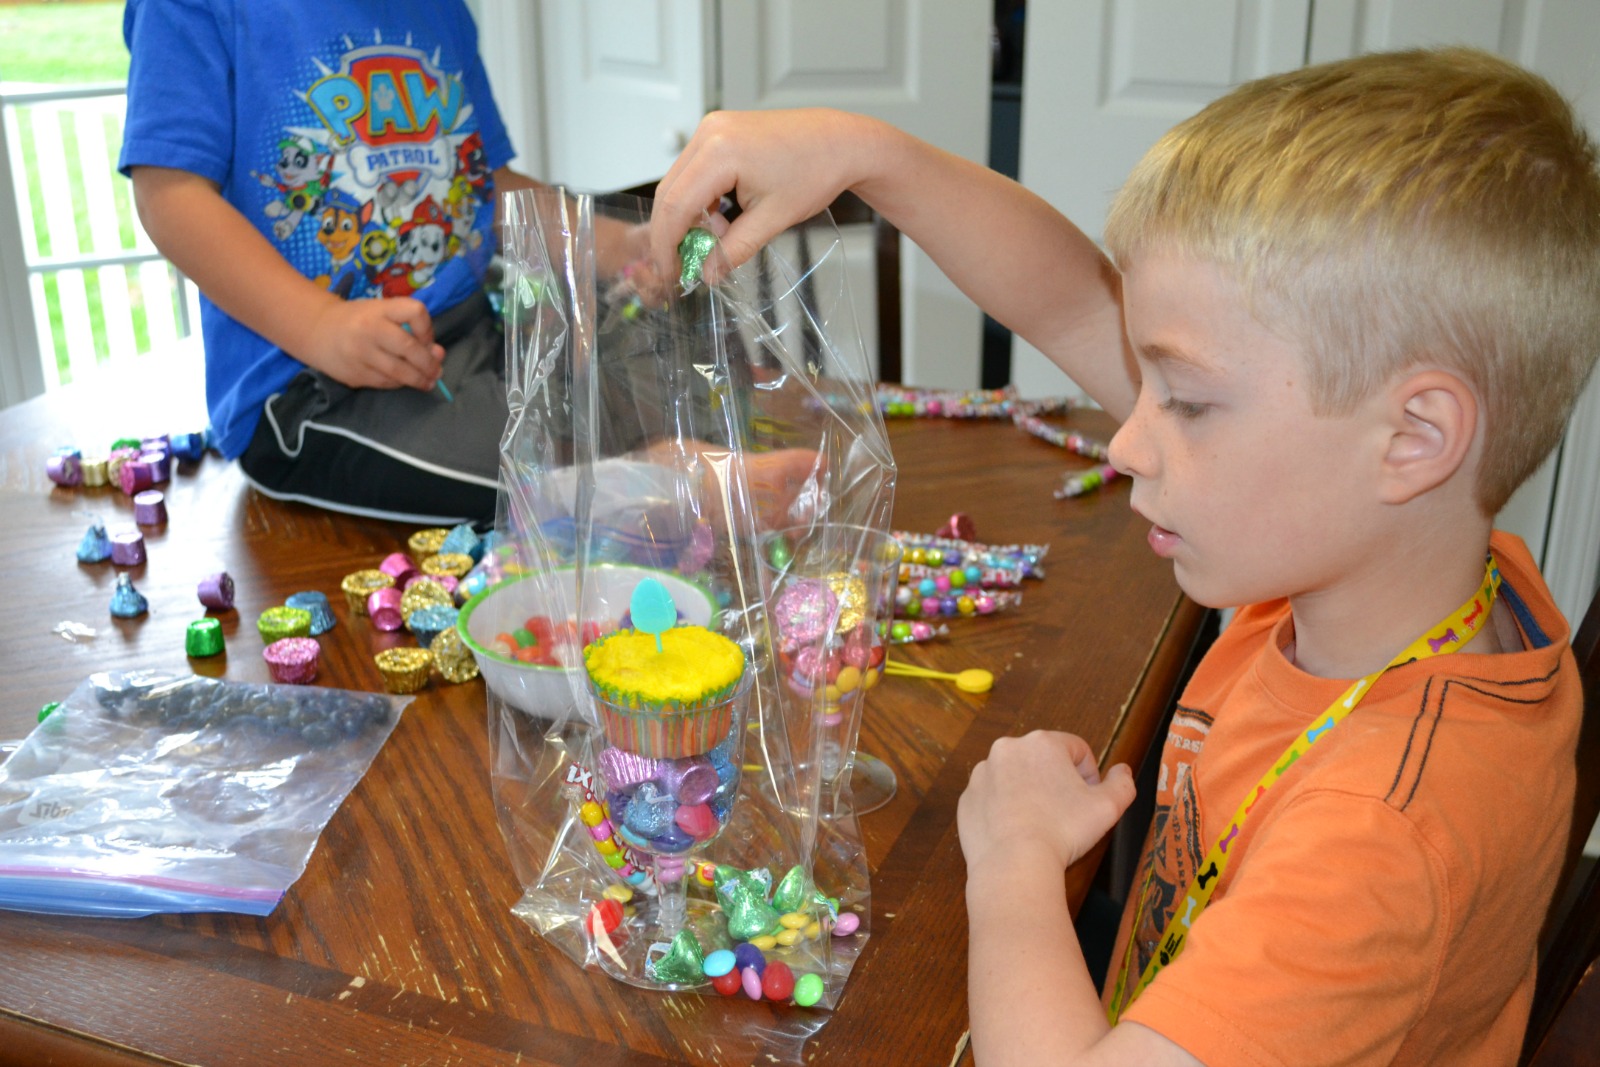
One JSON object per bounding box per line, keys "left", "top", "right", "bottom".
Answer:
{"left": 585, "top": 625, "right": 746, "bottom": 756}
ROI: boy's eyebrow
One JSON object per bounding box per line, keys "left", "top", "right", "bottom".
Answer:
{"left": 1137, "top": 341, "right": 1218, "bottom": 374}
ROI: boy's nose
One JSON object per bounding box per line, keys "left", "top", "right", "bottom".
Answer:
{"left": 1108, "top": 403, "right": 1152, "bottom": 481}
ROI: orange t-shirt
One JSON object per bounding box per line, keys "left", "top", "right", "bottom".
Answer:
{"left": 1104, "top": 532, "right": 1581, "bottom": 1066}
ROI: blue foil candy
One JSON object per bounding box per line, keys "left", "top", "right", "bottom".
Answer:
{"left": 621, "top": 781, "right": 676, "bottom": 838}
{"left": 169, "top": 431, "right": 207, "bottom": 462}
{"left": 285, "top": 591, "right": 337, "bottom": 635}
{"left": 76, "top": 520, "right": 112, "bottom": 564}
{"left": 407, "top": 603, "right": 459, "bottom": 648}
{"left": 439, "top": 523, "right": 483, "bottom": 562}
{"left": 109, "top": 573, "right": 148, "bottom": 618}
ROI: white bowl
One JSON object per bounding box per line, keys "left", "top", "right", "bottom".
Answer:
{"left": 455, "top": 565, "right": 717, "bottom": 717}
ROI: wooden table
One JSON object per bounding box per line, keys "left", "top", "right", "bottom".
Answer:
{"left": 0, "top": 349, "right": 1207, "bottom": 1066}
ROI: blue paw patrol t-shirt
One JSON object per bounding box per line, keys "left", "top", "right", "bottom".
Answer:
{"left": 119, "top": 0, "right": 514, "bottom": 458}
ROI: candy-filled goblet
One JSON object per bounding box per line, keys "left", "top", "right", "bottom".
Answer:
{"left": 584, "top": 613, "right": 753, "bottom": 986}
{"left": 762, "top": 524, "right": 903, "bottom": 816}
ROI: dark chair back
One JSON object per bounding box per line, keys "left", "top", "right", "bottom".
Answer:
{"left": 612, "top": 181, "right": 902, "bottom": 382}
{"left": 1522, "top": 579, "right": 1600, "bottom": 1065}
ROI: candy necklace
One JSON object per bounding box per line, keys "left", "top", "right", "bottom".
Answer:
{"left": 1107, "top": 556, "right": 1502, "bottom": 1023}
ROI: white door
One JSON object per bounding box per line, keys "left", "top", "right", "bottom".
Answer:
{"left": 719, "top": 1, "right": 992, "bottom": 388}
{"left": 534, "top": 0, "right": 716, "bottom": 194}
{"left": 508, "top": 0, "right": 991, "bottom": 389}
{"left": 1014, "top": 0, "right": 1600, "bottom": 625}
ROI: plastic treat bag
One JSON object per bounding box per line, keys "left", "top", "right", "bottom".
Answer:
{"left": 0, "top": 671, "right": 407, "bottom": 917}
{"left": 486, "top": 186, "right": 895, "bottom": 1009}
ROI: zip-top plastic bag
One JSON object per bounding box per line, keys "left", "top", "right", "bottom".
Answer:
{"left": 0, "top": 671, "right": 407, "bottom": 916}
{"left": 478, "top": 186, "right": 896, "bottom": 1010}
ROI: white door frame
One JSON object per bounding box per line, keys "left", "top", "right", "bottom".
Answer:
{"left": 0, "top": 102, "right": 45, "bottom": 409}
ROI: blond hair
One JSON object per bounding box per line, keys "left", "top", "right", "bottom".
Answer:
{"left": 1104, "top": 47, "right": 1600, "bottom": 514}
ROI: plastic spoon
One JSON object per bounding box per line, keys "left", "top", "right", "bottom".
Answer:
{"left": 882, "top": 660, "right": 994, "bottom": 693}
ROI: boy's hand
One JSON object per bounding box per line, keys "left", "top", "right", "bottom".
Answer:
{"left": 300, "top": 297, "right": 445, "bottom": 391}
{"left": 958, "top": 731, "right": 1136, "bottom": 874}
{"left": 649, "top": 109, "right": 874, "bottom": 286}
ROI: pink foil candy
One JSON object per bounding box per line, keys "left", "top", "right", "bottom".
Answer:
{"left": 378, "top": 551, "right": 418, "bottom": 588}
{"left": 367, "top": 587, "right": 405, "bottom": 631}
{"left": 674, "top": 802, "right": 719, "bottom": 841}
{"left": 936, "top": 512, "right": 978, "bottom": 541}
{"left": 599, "top": 746, "right": 660, "bottom": 789}
{"left": 774, "top": 578, "right": 837, "bottom": 647}
{"left": 263, "top": 637, "right": 320, "bottom": 684}
{"left": 118, "top": 459, "right": 154, "bottom": 496}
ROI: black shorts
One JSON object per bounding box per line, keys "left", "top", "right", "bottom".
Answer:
{"left": 238, "top": 292, "right": 505, "bottom": 524}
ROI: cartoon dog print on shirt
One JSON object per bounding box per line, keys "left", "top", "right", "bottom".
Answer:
{"left": 256, "top": 31, "right": 496, "bottom": 301}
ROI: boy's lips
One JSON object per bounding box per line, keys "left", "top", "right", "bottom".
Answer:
{"left": 1146, "top": 524, "right": 1182, "bottom": 558}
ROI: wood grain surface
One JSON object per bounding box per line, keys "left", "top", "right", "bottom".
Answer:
{"left": 0, "top": 349, "right": 1205, "bottom": 1066}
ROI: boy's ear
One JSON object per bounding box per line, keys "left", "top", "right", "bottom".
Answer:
{"left": 1377, "top": 369, "right": 1478, "bottom": 505}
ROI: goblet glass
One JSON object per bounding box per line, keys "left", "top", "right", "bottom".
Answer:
{"left": 588, "top": 671, "right": 753, "bottom": 986}
{"left": 761, "top": 524, "right": 903, "bottom": 816}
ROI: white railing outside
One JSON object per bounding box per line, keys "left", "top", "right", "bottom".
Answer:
{"left": 2, "top": 82, "right": 197, "bottom": 389}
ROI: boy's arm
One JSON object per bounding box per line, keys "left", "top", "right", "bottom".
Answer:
{"left": 960, "top": 732, "right": 1204, "bottom": 1066}
{"left": 129, "top": 165, "right": 443, "bottom": 391}
{"left": 649, "top": 109, "right": 1136, "bottom": 419}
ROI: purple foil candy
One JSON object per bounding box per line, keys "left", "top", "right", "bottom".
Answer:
{"left": 774, "top": 578, "right": 837, "bottom": 647}
{"left": 133, "top": 489, "right": 167, "bottom": 526}
{"left": 141, "top": 434, "right": 170, "bottom": 452}
{"left": 46, "top": 450, "right": 82, "bottom": 487}
{"left": 649, "top": 823, "right": 696, "bottom": 854}
{"left": 109, "top": 529, "right": 146, "bottom": 566}
{"left": 139, "top": 450, "right": 171, "bottom": 484}
{"left": 109, "top": 573, "right": 148, "bottom": 618}
{"left": 76, "top": 521, "right": 112, "bottom": 563}
{"left": 598, "top": 746, "right": 660, "bottom": 789}
{"left": 661, "top": 755, "right": 719, "bottom": 805}
{"left": 198, "top": 571, "right": 235, "bottom": 610}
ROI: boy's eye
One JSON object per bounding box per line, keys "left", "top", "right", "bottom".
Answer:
{"left": 1160, "top": 396, "right": 1209, "bottom": 419}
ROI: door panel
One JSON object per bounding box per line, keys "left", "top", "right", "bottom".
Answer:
{"left": 1011, "top": 1, "right": 1310, "bottom": 397}
{"left": 721, "top": 0, "right": 992, "bottom": 389}
{"left": 537, "top": 0, "right": 713, "bottom": 193}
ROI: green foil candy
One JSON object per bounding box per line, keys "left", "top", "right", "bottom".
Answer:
{"left": 678, "top": 227, "right": 717, "bottom": 291}
{"left": 772, "top": 865, "right": 810, "bottom": 914}
{"left": 718, "top": 869, "right": 783, "bottom": 941}
{"left": 648, "top": 928, "right": 705, "bottom": 985}
{"left": 185, "top": 617, "right": 225, "bottom": 658}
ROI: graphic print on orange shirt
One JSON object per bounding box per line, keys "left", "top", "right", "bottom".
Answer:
{"left": 1130, "top": 705, "right": 1211, "bottom": 980}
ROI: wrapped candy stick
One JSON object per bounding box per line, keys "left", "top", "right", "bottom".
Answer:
{"left": 1012, "top": 413, "right": 1111, "bottom": 461}
{"left": 1056, "top": 463, "right": 1122, "bottom": 499}
{"left": 898, "top": 560, "right": 1025, "bottom": 589}
{"left": 894, "top": 585, "right": 1022, "bottom": 620}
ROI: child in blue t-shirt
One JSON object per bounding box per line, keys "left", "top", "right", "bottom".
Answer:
{"left": 120, "top": 0, "right": 622, "bottom": 523}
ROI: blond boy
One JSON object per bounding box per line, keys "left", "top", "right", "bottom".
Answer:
{"left": 651, "top": 46, "right": 1600, "bottom": 1065}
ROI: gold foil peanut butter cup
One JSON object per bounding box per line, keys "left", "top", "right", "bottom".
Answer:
{"left": 375, "top": 647, "right": 432, "bottom": 693}
{"left": 341, "top": 569, "right": 395, "bottom": 615}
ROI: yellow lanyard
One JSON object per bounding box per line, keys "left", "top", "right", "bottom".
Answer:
{"left": 1107, "top": 556, "right": 1502, "bottom": 1023}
